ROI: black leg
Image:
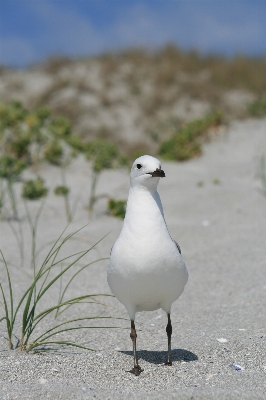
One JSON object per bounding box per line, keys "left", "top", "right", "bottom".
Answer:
{"left": 165, "top": 313, "right": 172, "bottom": 365}
{"left": 129, "top": 320, "right": 143, "bottom": 375}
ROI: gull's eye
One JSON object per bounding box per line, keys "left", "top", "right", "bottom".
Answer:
{"left": 136, "top": 164, "right": 142, "bottom": 169}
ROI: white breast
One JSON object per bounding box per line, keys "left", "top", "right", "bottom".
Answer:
{"left": 107, "top": 186, "right": 188, "bottom": 320}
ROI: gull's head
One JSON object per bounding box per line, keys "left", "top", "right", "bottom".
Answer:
{"left": 130, "top": 155, "right": 165, "bottom": 190}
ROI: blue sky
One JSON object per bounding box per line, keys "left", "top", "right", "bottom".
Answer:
{"left": 0, "top": 0, "right": 265, "bottom": 67}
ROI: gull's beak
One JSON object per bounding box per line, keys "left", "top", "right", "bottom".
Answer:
{"left": 147, "top": 168, "right": 165, "bottom": 178}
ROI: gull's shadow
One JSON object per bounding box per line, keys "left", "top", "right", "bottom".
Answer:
{"left": 120, "top": 349, "right": 198, "bottom": 364}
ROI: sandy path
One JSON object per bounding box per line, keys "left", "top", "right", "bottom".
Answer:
{"left": 0, "top": 118, "right": 266, "bottom": 399}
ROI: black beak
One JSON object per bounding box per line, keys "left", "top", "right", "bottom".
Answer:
{"left": 147, "top": 168, "right": 165, "bottom": 178}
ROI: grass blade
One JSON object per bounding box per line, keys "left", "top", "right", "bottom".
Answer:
{"left": 20, "top": 230, "right": 96, "bottom": 336}
{"left": 6, "top": 219, "right": 24, "bottom": 268}
{"left": 37, "top": 234, "right": 109, "bottom": 302}
{"left": 33, "top": 315, "right": 127, "bottom": 343}
{"left": 33, "top": 294, "right": 114, "bottom": 325}
{"left": 0, "top": 283, "right": 12, "bottom": 348}
{"left": 37, "top": 325, "right": 124, "bottom": 344}
{"left": 26, "top": 341, "right": 95, "bottom": 352}
{"left": 0, "top": 251, "right": 14, "bottom": 323}
{"left": 55, "top": 258, "right": 108, "bottom": 317}
{"left": 24, "top": 293, "right": 114, "bottom": 344}
{"left": 41, "top": 223, "right": 90, "bottom": 268}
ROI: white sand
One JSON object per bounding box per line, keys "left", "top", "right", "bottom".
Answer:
{"left": 0, "top": 118, "right": 266, "bottom": 399}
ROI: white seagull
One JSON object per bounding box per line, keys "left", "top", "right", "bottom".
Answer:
{"left": 107, "top": 155, "right": 188, "bottom": 375}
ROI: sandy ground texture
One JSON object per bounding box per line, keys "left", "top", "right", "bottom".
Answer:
{"left": 0, "top": 118, "right": 266, "bottom": 399}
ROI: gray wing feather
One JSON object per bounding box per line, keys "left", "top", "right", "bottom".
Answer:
{"left": 110, "top": 244, "right": 114, "bottom": 256}
{"left": 174, "top": 240, "right": 181, "bottom": 254}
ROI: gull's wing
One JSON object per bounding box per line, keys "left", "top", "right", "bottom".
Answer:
{"left": 110, "top": 244, "right": 114, "bottom": 256}
{"left": 174, "top": 240, "right": 181, "bottom": 254}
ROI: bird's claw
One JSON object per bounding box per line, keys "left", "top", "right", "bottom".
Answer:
{"left": 129, "top": 365, "right": 143, "bottom": 376}
{"left": 164, "top": 361, "right": 172, "bottom": 366}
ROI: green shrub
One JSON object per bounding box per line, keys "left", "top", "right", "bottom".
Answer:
{"left": 44, "top": 140, "right": 63, "bottom": 165}
{"left": 54, "top": 183, "right": 76, "bottom": 223}
{"left": 108, "top": 198, "right": 127, "bottom": 219}
{"left": 0, "top": 100, "right": 85, "bottom": 218}
{"left": 159, "top": 111, "right": 223, "bottom": 161}
{"left": 248, "top": 98, "right": 266, "bottom": 117}
{"left": 35, "top": 106, "right": 51, "bottom": 121}
{"left": 22, "top": 177, "right": 48, "bottom": 200}
{"left": 0, "top": 155, "right": 27, "bottom": 180}
{"left": 85, "top": 140, "right": 120, "bottom": 212}
{"left": 0, "top": 100, "right": 80, "bottom": 168}
{"left": 66, "top": 134, "right": 85, "bottom": 152}
{"left": 49, "top": 115, "right": 71, "bottom": 137}
{"left": 54, "top": 185, "right": 70, "bottom": 196}
{"left": 85, "top": 139, "right": 118, "bottom": 172}
{"left": 0, "top": 100, "right": 27, "bottom": 130}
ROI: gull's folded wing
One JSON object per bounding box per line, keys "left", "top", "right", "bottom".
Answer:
{"left": 110, "top": 244, "right": 114, "bottom": 256}
{"left": 174, "top": 240, "right": 181, "bottom": 254}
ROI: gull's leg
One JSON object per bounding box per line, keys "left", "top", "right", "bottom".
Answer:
{"left": 165, "top": 313, "right": 172, "bottom": 365}
{"left": 129, "top": 320, "right": 143, "bottom": 375}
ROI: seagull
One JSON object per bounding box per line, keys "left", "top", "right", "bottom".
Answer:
{"left": 107, "top": 155, "right": 188, "bottom": 375}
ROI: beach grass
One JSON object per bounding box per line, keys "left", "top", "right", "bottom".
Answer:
{"left": 0, "top": 224, "right": 124, "bottom": 352}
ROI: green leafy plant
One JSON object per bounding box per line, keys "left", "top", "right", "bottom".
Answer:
{"left": 9, "top": 179, "right": 48, "bottom": 268}
{"left": 0, "top": 100, "right": 85, "bottom": 220}
{"left": 66, "top": 134, "right": 84, "bottom": 153}
{"left": 54, "top": 185, "right": 69, "bottom": 196}
{"left": 43, "top": 118, "right": 82, "bottom": 222}
{"left": 0, "top": 101, "right": 48, "bottom": 218}
{"left": 53, "top": 159, "right": 82, "bottom": 223}
{"left": 0, "top": 154, "right": 27, "bottom": 219}
{"left": 85, "top": 140, "right": 119, "bottom": 212}
{"left": 44, "top": 140, "right": 63, "bottom": 165}
{"left": 0, "top": 226, "right": 122, "bottom": 352}
{"left": 159, "top": 110, "right": 223, "bottom": 161}
{"left": 48, "top": 115, "right": 71, "bottom": 138}
{"left": 54, "top": 184, "right": 74, "bottom": 223}
{"left": 107, "top": 198, "right": 127, "bottom": 219}
{"left": 0, "top": 101, "right": 51, "bottom": 166}
{"left": 248, "top": 98, "right": 266, "bottom": 117}
{"left": 22, "top": 177, "right": 48, "bottom": 200}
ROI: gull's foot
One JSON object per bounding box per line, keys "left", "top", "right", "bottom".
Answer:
{"left": 164, "top": 361, "right": 172, "bottom": 366}
{"left": 129, "top": 365, "right": 143, "bottom": 376}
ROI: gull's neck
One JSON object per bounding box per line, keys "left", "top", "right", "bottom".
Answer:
{"left": 122, "top": 184, "right": 166, "bottom": 235}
